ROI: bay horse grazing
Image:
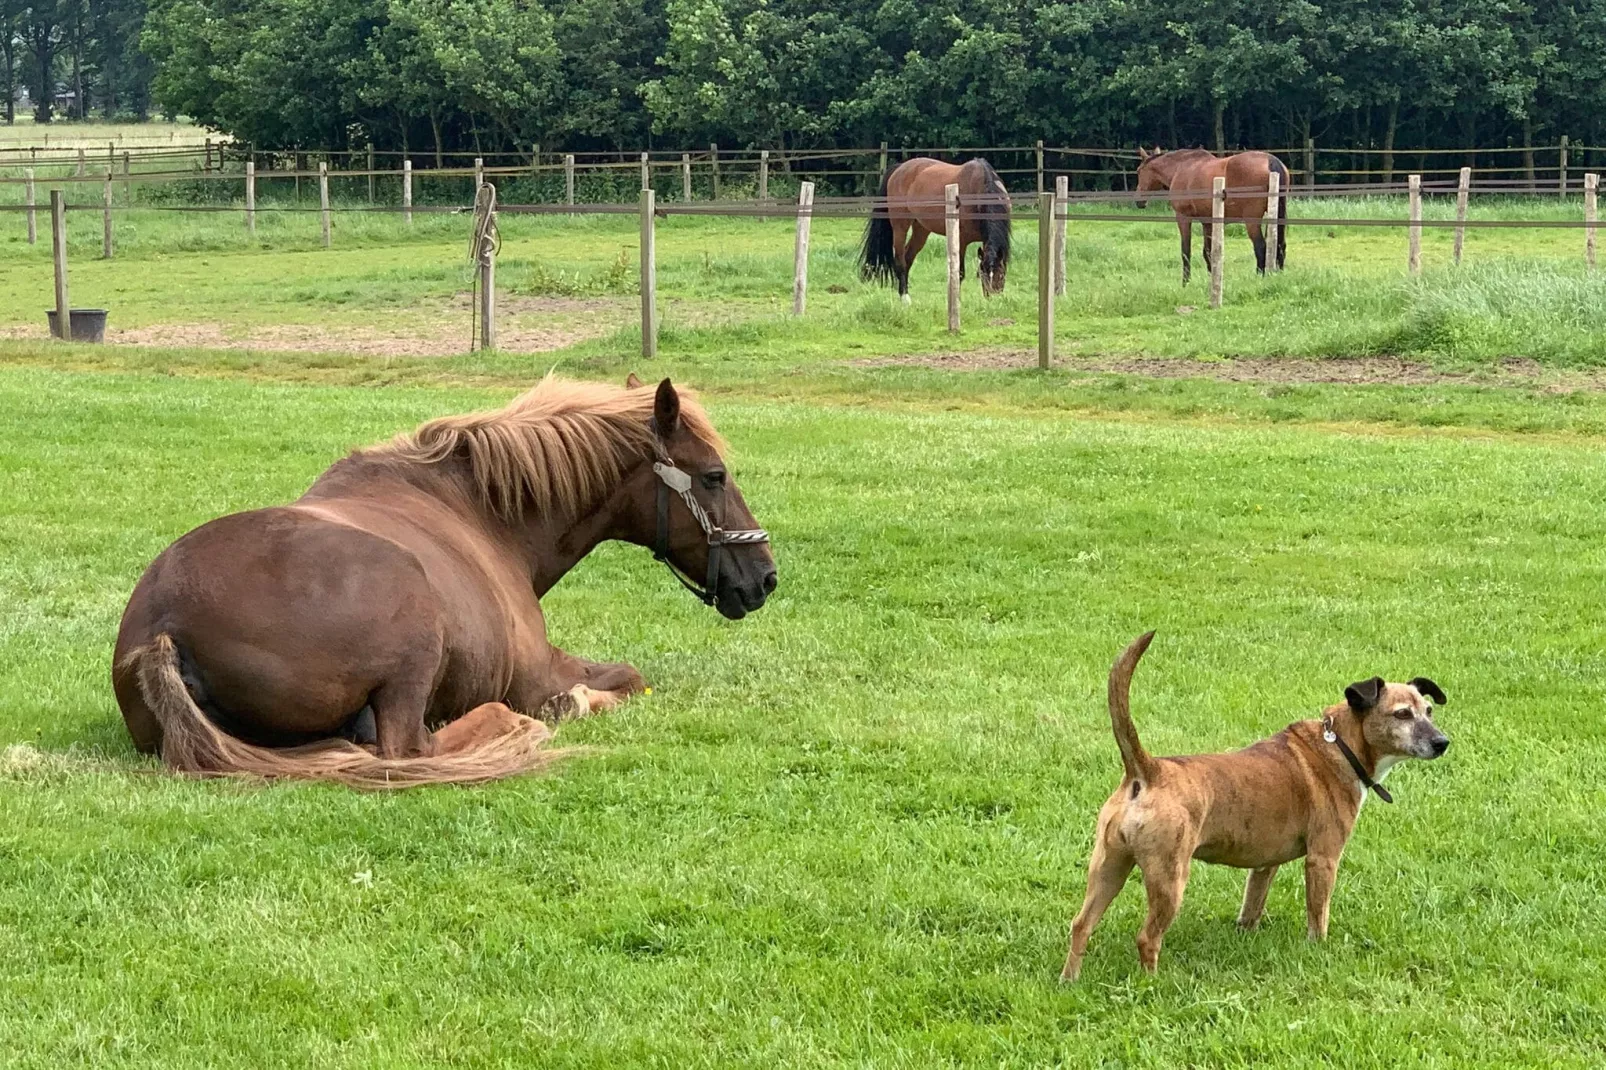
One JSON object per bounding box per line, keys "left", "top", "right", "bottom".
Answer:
{"left": 1135, "top": 148, "right": 1289, "bottom": 282}
{"left": 112, "top": 375, "right": 777, "bottom": 789}
{"left": 860, "top": 157, "right": 1012, "bottom": 301}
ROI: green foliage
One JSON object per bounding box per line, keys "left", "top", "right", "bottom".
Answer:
{"left": 125, "top": 0, "right": 1606, "bottom": 167}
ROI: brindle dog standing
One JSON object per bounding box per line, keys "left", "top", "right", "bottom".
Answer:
{"left": 1062, "top": 632, "right": 1449, "bottom": 980}
{"left": 1135, "top": 148, "right": 1290, "bottom": 281}
{"left": 113, "top": 376, "right": 777, "bottom": 788}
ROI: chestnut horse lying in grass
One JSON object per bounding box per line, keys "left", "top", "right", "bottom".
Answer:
{"left": 1135, "top": 148, "right": 1290, "bottom": 282}
{"left": 860, "top": 157, "right": 1012, "bottom": 302}
{"left": 112, "top": 375, "right": 776, "bottom": 788}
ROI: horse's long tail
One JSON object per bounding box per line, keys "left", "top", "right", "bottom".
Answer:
{"left": 1108, "top": 631, "right": 1158, "bottom": 784}
{"left": 125, "top": 634, "right": 564, "bottom": 789}
{"left": 859, "top": 169, "right": 896, "bottom": 284}
{"left": 1271, "top": 156, "right": 1289, "bottom": 269}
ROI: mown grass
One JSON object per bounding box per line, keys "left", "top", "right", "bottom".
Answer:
{"left": 2, "top": 361, "right": 1605, "bottom": 1066}
{"left": 2, "top": 193, "right": 1605, "bottom": 364}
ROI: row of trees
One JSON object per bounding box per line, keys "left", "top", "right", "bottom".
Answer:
{"left": 3, "top": 0, "right": 154, "bottom": 122}
{"left": 10, "top": 0, "right": 1606, "bottom": 163}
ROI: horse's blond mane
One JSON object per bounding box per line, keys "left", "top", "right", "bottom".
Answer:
{"left": 378, "top": 376, "right": 726, "bottom": 521}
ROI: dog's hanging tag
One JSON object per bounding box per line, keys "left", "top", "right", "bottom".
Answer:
{"left": 1321, "top": 716, "right": 1337, "bottom": 743}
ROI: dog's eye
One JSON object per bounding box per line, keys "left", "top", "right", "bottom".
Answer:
{"left": 1393, "top": 709, "right": 1414, "bottom": 721}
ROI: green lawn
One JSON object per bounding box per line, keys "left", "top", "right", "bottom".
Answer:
{"left": 2, "top": 194, "right": 1605, "bottom": 364}
{"left": 2, "top": 360, "right": 1604, "bottom": 1066}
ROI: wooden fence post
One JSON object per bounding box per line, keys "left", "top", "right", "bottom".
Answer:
{"left": 640, "top": 152, "right": 650, "bottom": 191}
{"left": 879, "top": 141, "right": 888, "bottom": 178}
{"left": 319, "top": 161, "right": 331, "bottom": 248}
{"left": 1454, "top": 166, "right": 1470, "bottom": 265}
{"left": 1407, "top": 173, "right": 1422, "bottom": 275}
{"left": 1036, "top": 140, "right": 1045, "bottom": 195}
{"left": 1209, "top": 176, "right": 1225, "bottom": 309}
{"left": 50, "top": 190, "right": 69, "bottom": 339}
{"left": 122, "top": 150, "right": 130, "bottom": 204}
{"left": 245, "top": 161, "right": 256, "bottom": 234}
{"left": 640, "top": 188, "right": 657, "bottom": 359}
{"left": 203, "top": 138, "right": 212, "bottom": 172}
{"left": 945, "top": 182, "right": 961, "bottom": 333}
{"left": 1586, "top": 172, "right": 1598, "bottom": 272}
{"left": 1053, "top": 174, "right": 1068, "bottom": 296}
{"left": 474, "top": 157, "right": 484, "bottom": 194}
{"left": 565, "top": 154, "right": 576, "bottom": 205}
{"left": 24, "top": 168, "right": 36, "bottom": 245}
{"left": 1304, "top": 137, "right": 1316, "bottom": 191}
{"left": 403, "top": 160, "right": 413, "bottom": 224}
{"left": 102, "top": 170, "right": 113, "bottom": 259}
{"left": 681, "top": 154, "right": 692, "bottom": 201}
{"left": 478, "top": 193, "right": 496, "bottom": 352}
{"left": 1037, "top": 191, "right": 1054, "bottom": 369}
{"left": 366, "top": 145, "right": 375, "bottom": 203}
{"left": 531, "top": 143, "right": 540, "bottom": 185}
{"left": 710, "top": 143, "right": 720, "bottom": 200}
{"left": 1559, "top": 136, "right": 1569, "bottom": 196}
{"left": 1265, "top": 169, "right": 1280, "bottom": 273}
{"left": 76, "top": 147, "right": 85, "bottom": 176}
{"left": 793, "top": 181, "right": 815, "bottom": 316}
{"left": 759, "top": 150, "right": 770, "bottom": 218}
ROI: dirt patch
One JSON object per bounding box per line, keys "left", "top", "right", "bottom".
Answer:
{"left": 1, "top": 296, "right": 631, "bottom": 356}
{"left": 852, "top": 351, "right": 1606, "bottom": 391}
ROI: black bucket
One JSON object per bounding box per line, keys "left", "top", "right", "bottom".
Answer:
{"left": 46, "top": 308, "right": 109, "bottom": 343}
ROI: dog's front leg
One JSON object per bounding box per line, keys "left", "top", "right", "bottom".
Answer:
{"left": 1237, "top": 865, "right": 1279, "bottom": 930}
{"left": 1303, "top": 853, "right": 1342, "bottom": 940}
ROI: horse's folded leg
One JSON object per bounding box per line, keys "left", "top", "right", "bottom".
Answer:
{"left": 432, "top": 702, "right": 541, "bottom": 756}
{"left": 538, "top": 684, "right": 592, "bottom": 723}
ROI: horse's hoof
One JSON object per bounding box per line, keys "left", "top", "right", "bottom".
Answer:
{"left": 900, "top": 294, "right": 912, "bottom": 306}
{"left": 538, "top": 685, "right": 592, "bottom": 723}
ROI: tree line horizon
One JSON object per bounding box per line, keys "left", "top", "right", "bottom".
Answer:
{"left": 4, "top": 0, "right": 1605, "bottom": 167}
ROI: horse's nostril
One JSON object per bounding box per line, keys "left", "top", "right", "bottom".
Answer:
{"left": 761, "top": 569, "right": 778, "bottom": 595}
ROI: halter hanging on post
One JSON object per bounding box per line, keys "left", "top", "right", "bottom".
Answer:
{"left": 648, "top": 438, "right": 770, "bottom": 606}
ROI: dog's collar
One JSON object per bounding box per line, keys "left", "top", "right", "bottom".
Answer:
{"left": 1322, "top": 716, "right": 1393, "bottom": 804}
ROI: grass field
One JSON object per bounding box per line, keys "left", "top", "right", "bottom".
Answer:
{"left": 2, "top": 354, "right": 1606, "bottom": 1066}
{"left": 3, "top": 173, "right": 1606, "bottom": 1064}
{"left": 2, "top": 191, "right": 1605, "bottom": 365}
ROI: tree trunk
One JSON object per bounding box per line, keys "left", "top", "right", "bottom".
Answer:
{"left": 1167, "top": 99, "right": 1177, "bottom": 147}
{"left": 430, "top": 111, "right": 444, "bottom": 169}
{"left": 29, "top": 28, "right": 53, "bottom": 123}
{"left": 1213, "top": 99, "right": 1225, "bottom": 153}
{"left": 1382, "top": 99, "right": 1398, "bottom": 184}
{"left": 71, "top": 13, "right": 83, "bottom": 120}
{"left": 2, "top": 35, "right": 13, "bottom": 124}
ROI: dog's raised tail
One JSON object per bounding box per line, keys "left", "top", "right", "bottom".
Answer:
{"left": 1109, "top": 630, "right": 1157, "bottom": 783}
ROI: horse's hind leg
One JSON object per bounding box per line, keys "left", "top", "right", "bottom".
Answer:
{"left": 1178, "top": 218, "right": 1193, "bottom": 285}
{"left": 1248, "top": 218, "right": 1268, "bottom": 275}
{"left": 513, "top": 650, "right": 646, "bottom": 722}
{"left": 891, "top": 219, "right": 912, "bottom": 302}
{"left": 900, "top": 225, "right": 932, "bottom": 304}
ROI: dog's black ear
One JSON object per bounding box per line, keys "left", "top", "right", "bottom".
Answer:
{"left": 1409, "top": 677, "right": 1447, "bottom": 705}
{"left": 1344, "top": 677, "right": 1385, "bottom": 712}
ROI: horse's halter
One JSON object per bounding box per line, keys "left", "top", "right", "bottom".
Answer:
{"left": 648, "top": 430, "right": 770, "bottom": 606}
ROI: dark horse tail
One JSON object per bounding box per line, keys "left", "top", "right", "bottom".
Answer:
{"left": 1271, "top": 155, "right": 1289, "bottom": 269}
{"left": 124, "top": 634, "right": 566, "bottom": 789}
{"left": 860, "top": 168, "right": 897, "bottom": 284}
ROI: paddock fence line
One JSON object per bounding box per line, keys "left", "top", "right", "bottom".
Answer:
{"left": 14, "top": 173, "right": 1601, "bottom": 367}
{"left": 3, "top": 141, "right": 1604, "bottom": 203}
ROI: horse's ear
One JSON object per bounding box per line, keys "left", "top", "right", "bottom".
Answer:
{"left": 653, "top": 378, "right": 681, "bottom": 435}
{"left": 626, "top": 372, "right": 643, "bottom": 389}
{"left": 1138, "top": 146, "right": 1149, "bottom": 160}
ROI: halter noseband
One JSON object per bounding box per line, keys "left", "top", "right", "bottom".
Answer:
{"left": 649, "top": 436, "right": 770, "bottom": 606}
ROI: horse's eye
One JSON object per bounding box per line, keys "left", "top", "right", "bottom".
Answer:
{"left": 702, "top": 470, "right": 726, "bottom": 489}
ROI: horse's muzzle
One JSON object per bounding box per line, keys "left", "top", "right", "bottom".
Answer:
{"left": 716, "top": 564, "right": 776, "bottom": 620}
